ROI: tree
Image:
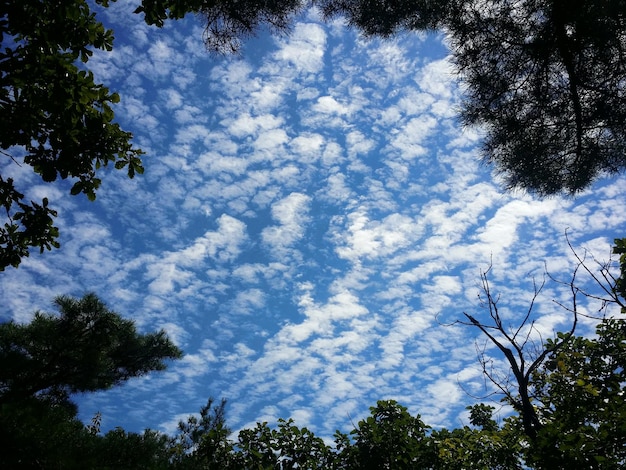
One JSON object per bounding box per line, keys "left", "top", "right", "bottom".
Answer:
{"left": 430, "top": 417, "right": 523, "bottom": 470}
{"left": 527, "top": 318, "right": 626, "bottom": 469}
{"left": 170, "top": 398, "right": 238, "bottom": 469}
{"left": 136, "top": 0, "right": 305, "bottom": 53}
{"left": 321, "top": 0, "right": 626, "bottom": 195}
{"left": 0, "top": 396, "right": 176, "bottom": 469}
{"left": 94, "top": 427, "right": 173, "bottom": 470}
{"left": 234, "top": 419, "right": 335, "bottom": 469}
{"left": 335, "top": 399, "right": 523, "bottom": 469}
{"left": 460, "top": 265, "right": 578, "bottom": 441}
{"left": 338, "top": 400, "right": 435, "bottom": 470}
{"left": 0, "top": 293, "right": 182, "bottom": 406}
{"left": 449, "top": 0, "right": 626, "bottom": 195}
{"left": 1, "top": 0, "right": 144, "bottom": 269}
{"left": 612, "top": 238, "right": 626, "bottom": 309}
{"left": 317, "top": 0, "right": 450, "bottom": 36}
{"left": 170, "top": 398, "right": 338, "bottom": 469}
{"left": 0, "top": 293, "right": 181, "bottom": 468}
{"left": 0, "top": 394, "right": 95, "bottom": 469}
{"left": 461, "top": 239, "right": 626, "bottom": 468}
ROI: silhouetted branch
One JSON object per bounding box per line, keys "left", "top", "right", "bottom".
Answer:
{"left": 459, "top": 235, "right": 626, "bottom": 443}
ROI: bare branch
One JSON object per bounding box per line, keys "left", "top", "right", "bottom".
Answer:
{"left": 564, "top": 230, "right": 623, "bottom": 309}
{"left": 514, "top": 274, "right": 546, "bottom": 344}
{"left": 462, "top": 263, "right": 578, "bottom": 440}
{"left": 455, "top": 234, "right": 625, "bottom": 443}
{"left": 0, "top": 149, "right": 22, "bottom": 166}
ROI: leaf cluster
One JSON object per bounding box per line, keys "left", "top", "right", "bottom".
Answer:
{"left": 136, "top": 0, "right": 305, "bottom": 53}
{"left": 0, "top": 293, "right": 182, "bottom": 406}
{"left": 450, "top": 0, "right": 626, "bottom": 195}
{"left": 613, "top": 238, "right": 626, "bottom": 308}
{"left": 1, "top": 0, "right": 144, "bottom": 269}
{"left": 317, "top": 0, "right": 451, "bottom": 36}
{"left": 528, "top": 319, "right": 626, "bottom": 468}
{"left": 0, "top": 293, "right": 182, "bottom": 468}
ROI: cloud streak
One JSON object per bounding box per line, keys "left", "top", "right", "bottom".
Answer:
{"left": 1, "top": 4, "right": 625, "bottom": 441}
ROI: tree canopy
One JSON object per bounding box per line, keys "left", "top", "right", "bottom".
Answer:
{"left": 0, "top": 293, "right": 182, "bottom": 468}
{"left": 0, "top": 293, "right": 182, "bottom": 406}
{"left": 167, "top": 399, "right": 523, "bottom": 469}
{"left": 528, "top": 318, "right": 626, "bottom": 468}
{"left": 0, "top": 0, "right": 144, "bottom": 269}
{"left": 449, "top": 0, "right": 626, "bottom": 195}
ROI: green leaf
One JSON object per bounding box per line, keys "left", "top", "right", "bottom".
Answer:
{"left": 70, "top": 182, "right": 83, "bottom": 196}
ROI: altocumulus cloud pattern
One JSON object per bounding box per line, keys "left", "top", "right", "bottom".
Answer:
{"left": 1, "top": 0, "right": 625, "bottom": 438}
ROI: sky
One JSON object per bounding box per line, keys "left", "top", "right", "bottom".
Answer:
{"left": 2, "top": 0, "right": 626, "bottom": 441}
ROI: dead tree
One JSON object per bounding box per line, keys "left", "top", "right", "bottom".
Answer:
{"left": 461, "top": 236, "right": 626, "bottom": 443}
{"left": 462, "top": 265, "right": 576, "bottom": 441}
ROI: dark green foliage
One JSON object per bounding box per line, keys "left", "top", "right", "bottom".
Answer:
{"left": 0, "top": 180, "right": 59, "bottom": 270}
{"left": 0, "top": 397, "right": 173, "bottom": 469}
{"left": 317, "top": 0, "right": 451, "bottom": 36}
{"left": 0, "top": 293, "right": 181, "bottom": 469}
{"left": 170, "top": 398, "right": 338, "bottom": 469}
{"left": 337, "top": 400, "right": 523, "bottom": 469}
{"left": 170, "top": 398, "right": 238, "bottom": 469}
{"left": 167, "top": 398, "right": 523, "bottom": 469}
{"left": 450, "top": 0, "right": 626, "bottom": 195}
{"left": 0, "top": 293, "right": 182, "bottom": 406}
{"left": 319, "top": 0, "right": 626, "bottom": 194}
{"left": 0, "top": 396, "right": 93, "bottom": 469}
{"left": 237, "top": 418, "right": 336, "bottom": 469}
{"left": 467, "top": 403, "right": 498, "bottom": 432}
{"left": 136, "top": 0, "right": 305, "bottom": 53}
{"left": 613, "top": 238, "right": 626, "bottom": 309}
{"left": 527, "top": 319, "right": 626, "bottom": 468}
{"left": 0, "top": 0, "right": 144, "bottom": 269}
{"left": 345, "top": 400, "right": 435, "bottom": 469}
{"left": 431, "top": 424, "right": 524, "bottom": 470}
{"left": 95, "top": 428, "right": 173, "bottom": 470}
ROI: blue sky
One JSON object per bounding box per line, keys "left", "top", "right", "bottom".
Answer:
{"left": 2, "top": 0, "right": 626, "bottom": 440}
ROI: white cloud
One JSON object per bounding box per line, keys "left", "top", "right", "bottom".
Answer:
{"left": 228, "top": 113, "right": 284, "bottom": 138}
{"left": 389, "top": 115, "right": 439, "bottom": 160}
{"left": 476, "top": 198, "right": 561, "bottom": 257}
{"left": 4, "top": 8, "right": 626, "bottom": 445}
{"left": 290, "top": 133, "right": 325, "bottom": 160}
{"left": 262, "top": 192, "right": 311, "bottom": 254}
{"left": 346, "top": 130, "right": 375, "bottom": 157}
{"left": 229, "top": 289, "right": 267, "bottom": 315}
{"left": 139, "top": 214, "right": 247, "bottom": 295}
{"left": 254, "top": 128, "right": 290, "bottom": 152}
{"left": 161, "top": 88, "right": 184, "bottom": 109}
{"left": 416, "top": 58, "right": 454, "bottom": 98}
{"left": 335, "top": 210, "right": 421, "bottom": 261}
{"left": 313, "top": 96, "right": 349, "bottom": 115}
{"left": 274, "top": 22, "right": 327, "bottom": 74}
